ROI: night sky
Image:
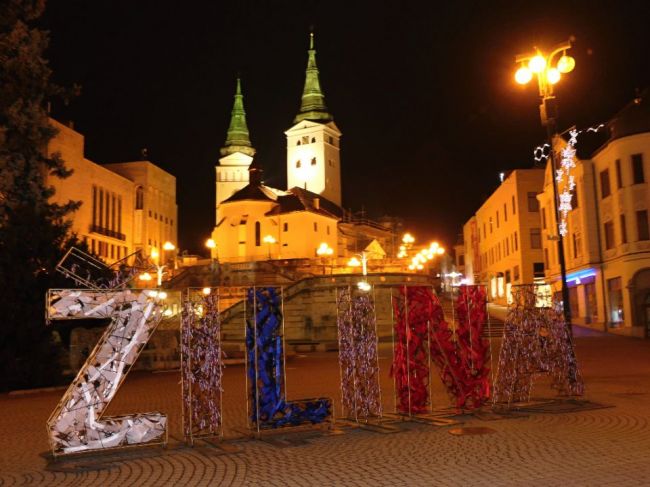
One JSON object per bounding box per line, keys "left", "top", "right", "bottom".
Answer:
{"left": 42, "top": 1, "right": 650, "bottom": 254}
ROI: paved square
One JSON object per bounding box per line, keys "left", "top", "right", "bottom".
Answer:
{"left": 2, "top": 330, "right": 650, "bottom": 486}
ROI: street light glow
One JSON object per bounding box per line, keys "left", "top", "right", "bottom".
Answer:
{"left": 557, "top": 54, "right": 575, "bottom": 73}
{"left": 202, "top": 287, "right": 211, "bottom": 295}
{"left": 205, "top": 238, "right": 216, "bottom": 249}
{"left": 528, "top": 54, "right": 546, "bottom": 73}
{"left": 347, "top": 257, "right": 361, "bottom": 267}
{"left": 163, "top": 241, "right": 175, "bottom": 251}
{"left": 263, "top": 235, "right": 276, "bottom": 245}
{"left": 316, "top": 242, "right": 333, "bottom": 256}
{"left": 546, "top": 67, "right": 561, "bottom": 84}
{"left": 515, "top": 66, "right": 532, "bottom": 84}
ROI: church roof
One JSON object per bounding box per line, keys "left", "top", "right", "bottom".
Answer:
{"left": 293, "top": 32, "right": 333, "bottom": 124}
{"left": 221, "top": 78, "right": 256, "bottom": 157}
{"left": 221, "top": 182, "right": 278, "bottom": 203}
{"left": 265, "top": 186, "right": 343, "bottom": 219}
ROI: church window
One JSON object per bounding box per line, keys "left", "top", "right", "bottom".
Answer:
{"left": 297, "top": 140, "right": 301, "bottom": 146}
{"left": 255, "top": 222, "right": 261, "bottom": 246}
{"left": 327, "top": 225, "right": 330, "bottom": 235}
{"left": 311, "top": 137, "right": 316, "bottom": 143}
{"left": 136, "top": 186, "right": 144, "bottom": 209}
{"left": 296, "top": 160, "right": 301, "bottom": 168}
{"left": 311, "top": 157, "right": 317, "bottom": 166}
{"left": 283, "top": 223, "right": 288, "bottom": 232}
{"left": 328, "top": 136, "right": 334, "bottom": 144}
{"left": 328, "top": 159, "right": 333, "bottom": 167}
{"left": 302, "top": 136, "right": 309, "bottom": 144}
{"left": 314, "top": 222, "right": 318, "bottom": 232}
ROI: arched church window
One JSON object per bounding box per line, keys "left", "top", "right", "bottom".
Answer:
{"left": 311, "top": 137, "right": 316, "bottom": 143}
{"left": 297, "top": 140, "right": 301, "bottom": 146}
{"left": 255, "top": 222, "right": 261, "bottom": 247}
{"left": 328, "top": 136, "right": 334, "bottom": 145}
{"left": 135, "top": 186, "right": 144, "bottom": 210}
{"left": 311, "top": 157, "right": 317, "bottom": 166}
{"left": 296, "top": 160, "right": 301, "bottom": 168}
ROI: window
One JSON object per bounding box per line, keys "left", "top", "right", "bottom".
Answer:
{"left": 136, "top": 186, "right": 144, "bottom": 209}
{"left": 637, "top": 210, "right": 649, "bottom": 241}
{"left": 514, "top": 231, "right": 518, "bottom": 251}
{"left": 255, "top": 222, "right": 261, "bottom": 246}
{"left": 542, "top": 208, "right": 547, "bottom": 229}
{"left": 302, "top": 136, "right": 309, "bottom": 144}
{"left": 608, "top": 277, "right": 624, "bottom": 323}
{"left": 489, "top": 218, "right": 493, "bottom": 234}
{"left": 513, "top": 265, "right": 520, "bottom": 281}
{"left": 311, "top": 157, "right": 317, "bottom": 166}
{"left": 600, "top": 169, "right": 611, "bottom": 198}
{"left": 283, "top": 222, "right": 288, "bottom": 232}
{"left": 621, "top": 214, "right": 628, "bottom": 244}
{"left": 327, "top": 225, "right": 330, "bottom": 235}
{"left": 313, "top": 222, "right": 318, "bottom": 232}
{"left": 504, "top": 203, "right": 507, "bottom": 222}
{"left": 328, "top": 136, "right": 334, "bottom": 144}
{"left": 459, "top": 255, "right": 465, "bottom": 266}
{"left": 496, "top": 211, "right": 499, "bottom": 228}
{"left": 604, "top": 221, "right": 615, "bottom": 249}
{"left": 92, "top": 186, "right": 97, "bottom": 227}
{"left": 512, "top": 195, "right": 516, "bottom": 215}
{"left": 571, "top": 186, "right": 578, "bottom": 209}
{"left": 296, "top": 160, "right": 301, "bottom": 168}
{"left": 572, "top": 232, "right": 581, "bottom": 258}
{"left": 483, "top": 224, "right": 486, "bottom": 239}
{"left": 118, "top": 196, "right": 122, "bottom": 233}
{"left": 311, "top": 137, "right": 316, "bottom": 143}
{"left": 99, "top": 189, "right": 104, "bottom": 227}
{"left": 530, "top": 228, "right": 542, "bottom": 249}
{"left": 328, "top": 159, "right": 333, "bottom": 167}
{"left": 632, "top": 154, "right": 645, "bottom": 184}
{"left": 615, "top": 159, "right": 623, "bottom": 189}
{"left": 544, "top": 248, "right": 549, "bottom": 268}
{"left": 533, "top": 262, "right": 545, "bottom": 278}
{"left": 296, "top": 140, "right": 301, "bottom": 146}
{"left": 505, "top": 237, "right": 509, "bottom": 255}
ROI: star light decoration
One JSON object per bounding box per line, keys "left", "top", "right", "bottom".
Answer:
{"left": 533, "top": 124, "right": 604, "bottom": 237}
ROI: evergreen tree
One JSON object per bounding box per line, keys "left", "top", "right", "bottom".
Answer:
{"left": 0, "top": 0, "right": 80, "bottom": 391}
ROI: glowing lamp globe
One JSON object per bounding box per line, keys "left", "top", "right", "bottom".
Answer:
{"left": 528, "top": 55, "right": 546, "bottom": 73}
{"left": 546, "top": 68, "right": 561, "bottom": 85}
{"left": 515, "top": 66, "right": 532, "bottom": 84}
{"left": 557, "top": 55, "right": 575, "bottom": 73}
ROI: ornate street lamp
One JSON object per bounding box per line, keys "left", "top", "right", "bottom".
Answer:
{"left": 514, "top": 39, "right": 576, "bottom": 328}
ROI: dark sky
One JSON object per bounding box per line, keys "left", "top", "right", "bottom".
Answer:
{"left": 42, "top": 1, "right": 650, "bottom": 254}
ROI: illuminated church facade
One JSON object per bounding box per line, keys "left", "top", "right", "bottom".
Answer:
{"left": 210, "top": 34, "right": 368, "bottom": 263}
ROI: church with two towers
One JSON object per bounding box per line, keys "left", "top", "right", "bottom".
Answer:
{"left": 210, "top": 33, "right": 364, "bottom": 263}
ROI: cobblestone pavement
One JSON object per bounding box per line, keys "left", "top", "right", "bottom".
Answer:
{"left": 2, "top": 328, "right": 650, "bottom": 486}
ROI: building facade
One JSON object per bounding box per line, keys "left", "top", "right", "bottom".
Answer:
{"left": 462, "top": 169, "right": 545, "bottom": 305}
{"left": 46, "top": 119, "right": 178, "bottom": 264}
{"left": 539, "top": 91, "right": 650, "bottom": 337}
{"left": 211, "top": 33, "right": 366, "bottom": 263}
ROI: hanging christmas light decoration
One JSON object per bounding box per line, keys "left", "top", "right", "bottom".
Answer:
{"left": 555, "top": 124, "right": 604, "bottom": 236}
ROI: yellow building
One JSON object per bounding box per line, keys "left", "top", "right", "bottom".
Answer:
{"left": 539, "top": 90, "right": 650, "bottom": 337}
{"left": 46, "top": 119, "right": 178, "bottom": 264}
{"left": 462, "top": 169, "right": 545, "bottom": 305}
{"left": 211, "top": 33, "right": 360, "bottom": 263}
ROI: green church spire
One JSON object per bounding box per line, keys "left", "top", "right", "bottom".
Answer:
{"left": 221, "top": 77, "right": 255, "bottom": 157}
{"left": 294, "top": 32, "right": 333, "bottom": 124}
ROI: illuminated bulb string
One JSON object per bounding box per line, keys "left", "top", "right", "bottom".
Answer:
{"left": 533, "top": 124, "right": 604, "bottom": 236}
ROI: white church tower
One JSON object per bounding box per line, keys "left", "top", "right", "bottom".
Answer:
{"left": 285, "top": 33, "right": 342, "bottom": 206}
{"left": 215, "top": 78, "right": 255, "bottom": 212}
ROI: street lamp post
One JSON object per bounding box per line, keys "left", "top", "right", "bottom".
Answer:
{"left": 316, "top": 242, "right": 334, "bottom": 275}
{"left": 348, "top": 251, "right": 371, "bottom": 291}
{"left": 206, "top": 238, "right": 217, "bottom": 272}
{"left": 514, "top": 40, "right": 576, "bottom": 330}
{"left": 263, "top": 235, "right": 276, "bottom": 260}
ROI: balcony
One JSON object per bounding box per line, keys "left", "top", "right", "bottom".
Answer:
{"left": 89, "top": 224, "right": 126, "bottom": 241}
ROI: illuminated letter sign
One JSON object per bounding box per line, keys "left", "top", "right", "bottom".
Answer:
{"left": 46, "top": 289, "right": 167, "bottom": 456}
